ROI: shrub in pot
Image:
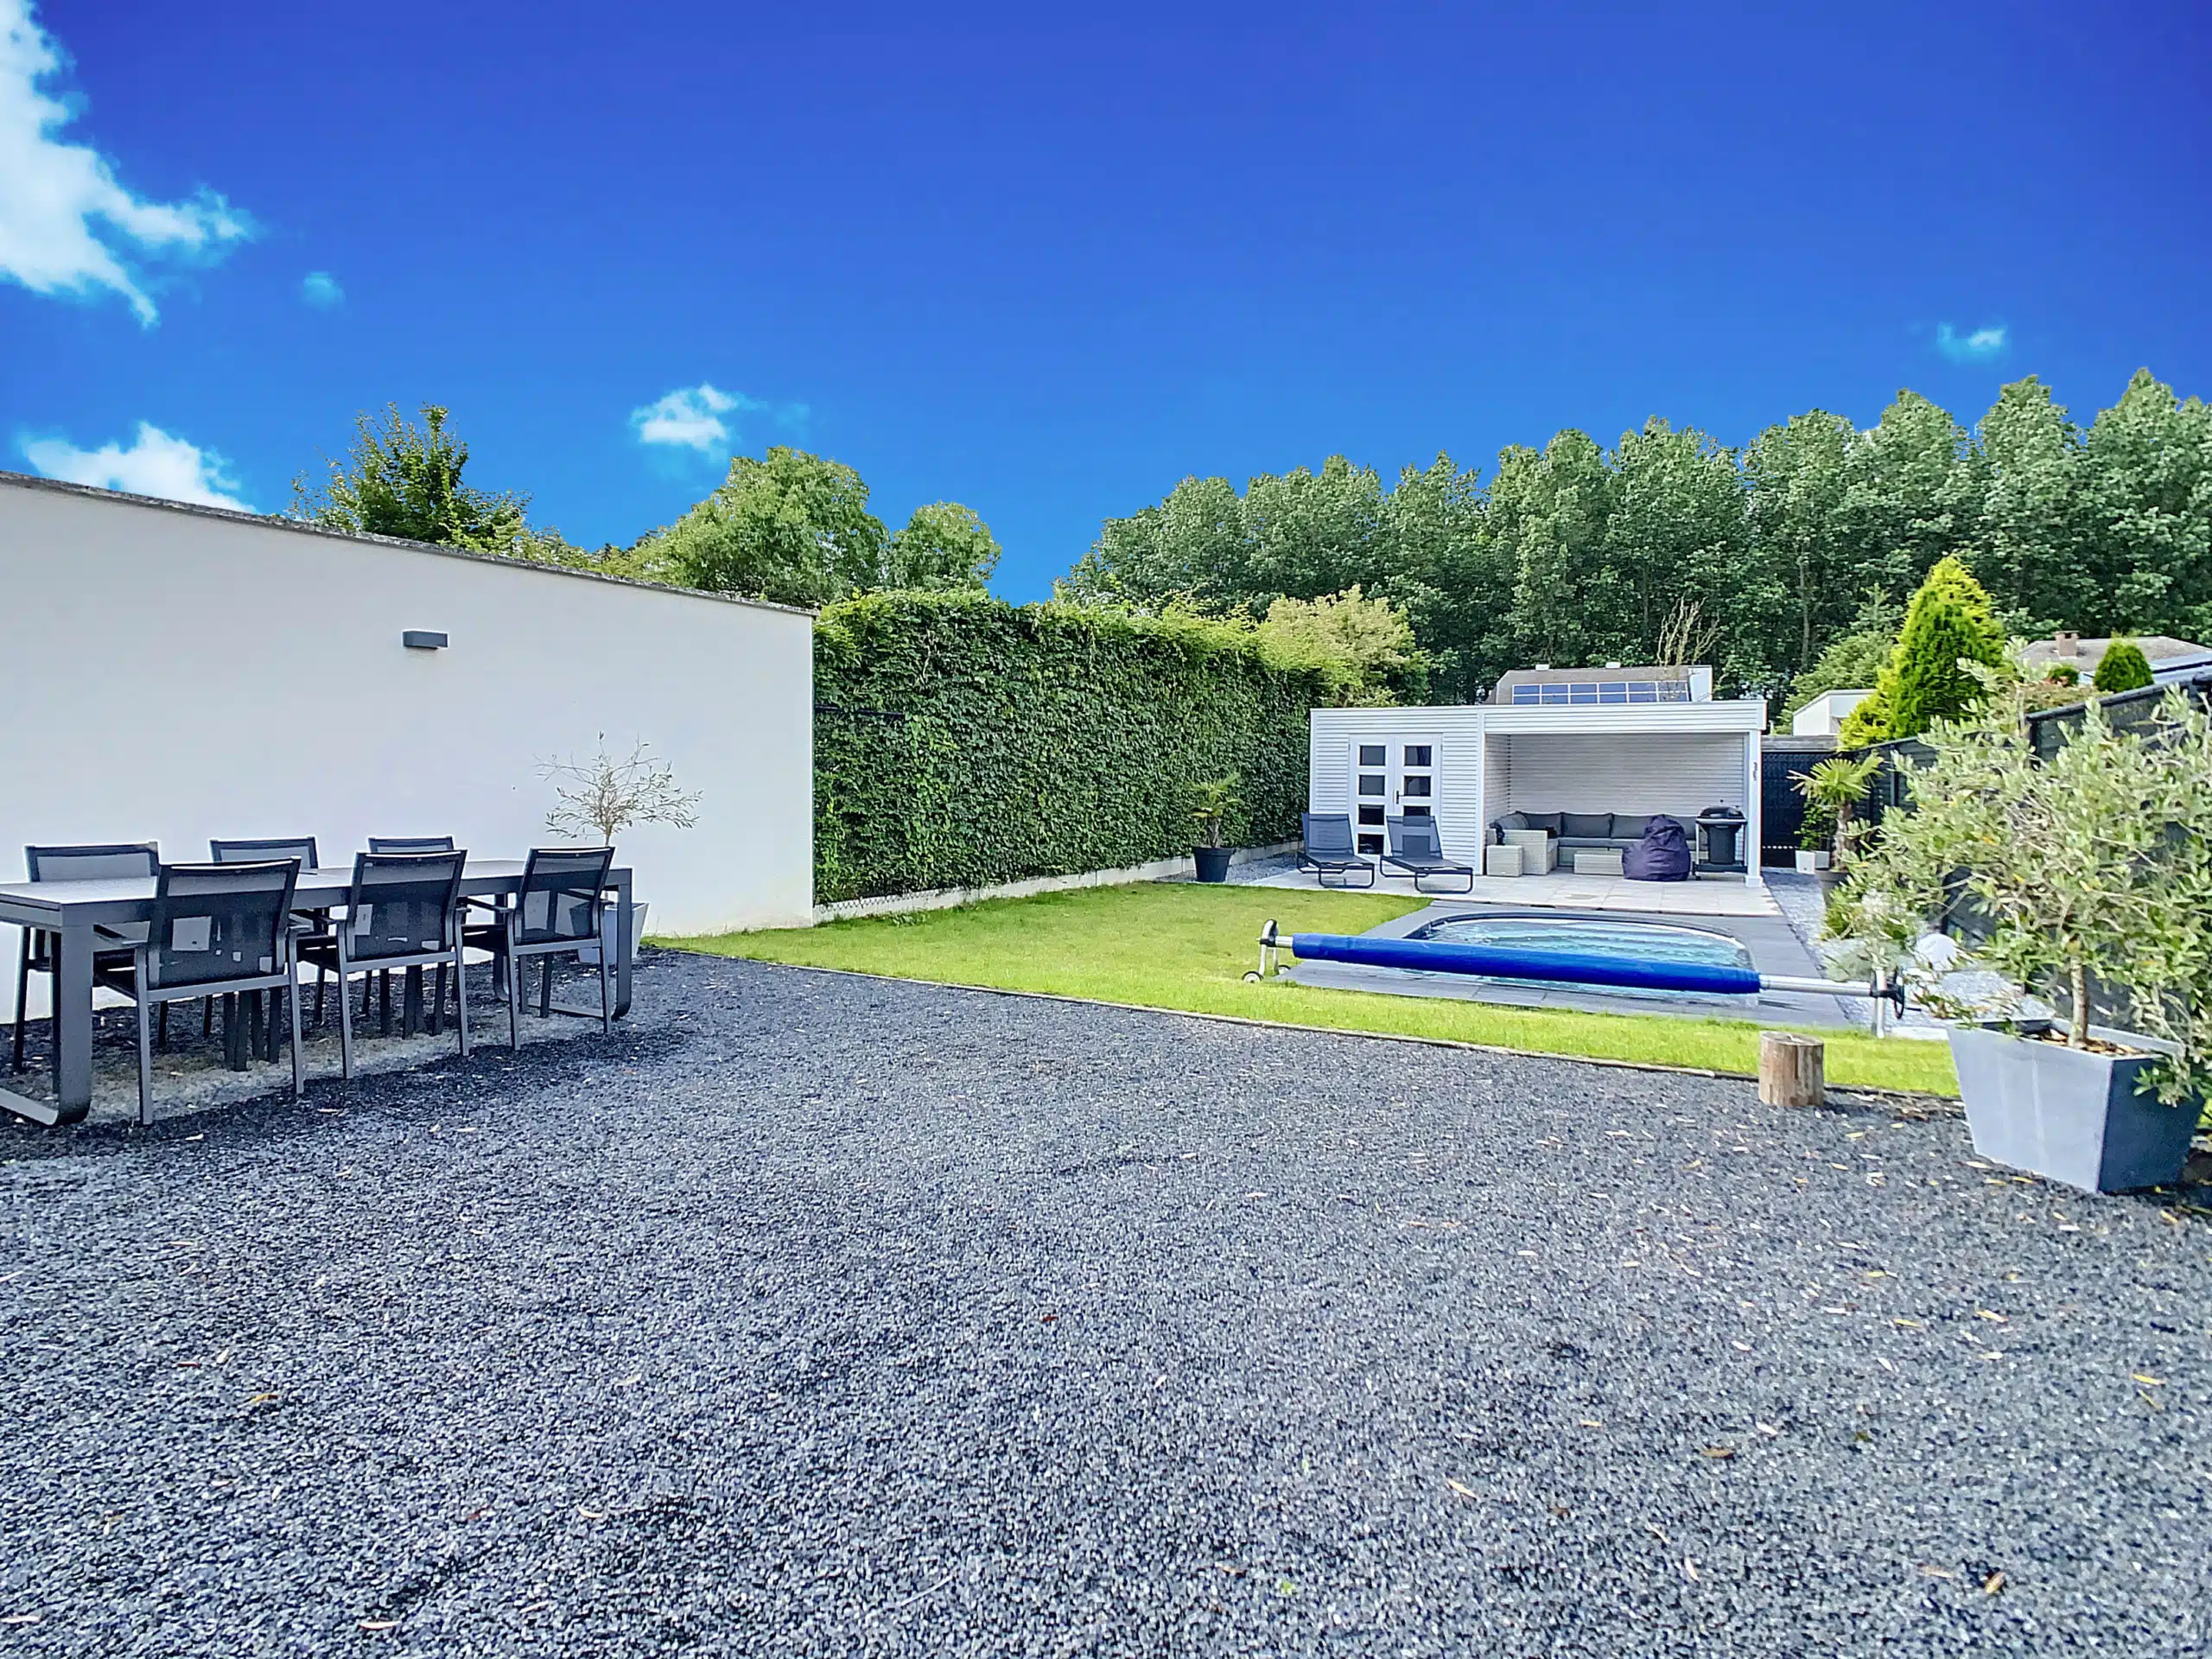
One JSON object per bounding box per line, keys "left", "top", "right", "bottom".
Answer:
{"left": 1795, "top": 798, "right": 1836, "bottom": 873}
{"left": 1186, "top": 776, "right": 1240, "bottom": 884}
{"left": 1828, "top": 689, "right": 2212, "bottom": 1192}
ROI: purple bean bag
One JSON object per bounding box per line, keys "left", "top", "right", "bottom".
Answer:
{"left": 1623, "top": 815, "right": 1692, "bottom": 881}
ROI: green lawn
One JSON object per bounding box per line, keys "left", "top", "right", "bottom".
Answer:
{"left": 665, "top": 882, "right": 1959, "bottom": 1096}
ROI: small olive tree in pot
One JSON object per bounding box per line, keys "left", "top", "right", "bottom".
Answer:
{"left": 1185, "top": 776, "right": 1241, "bottom": 884}
{"left": 1828, "top": 690, "right": 2212, "bottom": 1192}
{"left": 539, "top": 737, "right": 702, "bottom": 958}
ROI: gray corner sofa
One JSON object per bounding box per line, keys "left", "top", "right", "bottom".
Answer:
{"left": 1490, "top": 810, "right": 1690, "bottom": 857}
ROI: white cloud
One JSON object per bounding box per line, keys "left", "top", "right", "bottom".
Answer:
{"left": 0, "top": 0, "right": 254, "bottom": 326}
{"left": 301, "top": 270, "right": 342, "bottom": 308}
{"left": 631, "top": 382, "right": 745, "bottom": 452}
{"left": 629, "top": 382, "right": 815, "bottom": 455}
{"left": 21, "top": 422, "right": 254, "bottom": 511}
{"left": 1936, "top": 322, "right": 2007, "bottom": 365}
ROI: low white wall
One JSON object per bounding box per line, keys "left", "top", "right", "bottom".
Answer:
{"left": 810, "top": 842, "right": 1300, "bottom": 925}
{"left": 0, "top": 474, "right": 814, "bottom": 1020}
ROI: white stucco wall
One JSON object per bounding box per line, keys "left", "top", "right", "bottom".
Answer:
{"left": 1789, "top": 689, "right": 1869, "bottom": 737}
{"left": 0, "top": 475, "right": 813, "bottom": 1019}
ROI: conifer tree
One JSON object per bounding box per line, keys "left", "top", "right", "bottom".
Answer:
{"left": 1866, "top": 555, "right": 2007, "bottom": 739}
{"left": 2093, "top": 638, "right": 2154, "bottom": 693}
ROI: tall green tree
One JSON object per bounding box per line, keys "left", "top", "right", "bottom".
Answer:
{"left": 1833, "top": 391, "right": 1979, "bottom": 601}
{"left": 1777, "top": 592, "right": 1901, "bottom": 722}
{"left": 1869, "top": 555, "right": 2008, "bottom": 740}
{"left": 1603, "top": 418, "right": 1764, "bottom": 683}
{"left": 1971, "top": 377, "right": 2094, "bottom": 632}
{"left": 1060, "top": 474, "right": 1250, "bottom": 607}
{"left": 1377, "top": 453, "right": 1491, "bottom": 702}
{"left": 887, "top": 502, "right": 1001, "bottom": 590}
{"left": 1240, "top": 455, "right": 1388, "bottom": 600}
{"left": 1743, "top": 409, "right": 1856, "bottom": 676}
{"left": 2080, "top": 369, "right": 2212, "bottom": 639}
{"left": 1496, "top": 430, "right": 1614, "bottom": 672}
{"left": 292, "top": 403, "right": 556, "bottom": 556}
{"left": 651, "top": 447, "right": 889, "bottom": 607}
{"left": 1061, "top": 367, "right": 2210, "bottom": 715}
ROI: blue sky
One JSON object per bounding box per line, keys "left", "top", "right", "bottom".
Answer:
{"left": 3, "top": 1, "right": 2207, "bottom": 600}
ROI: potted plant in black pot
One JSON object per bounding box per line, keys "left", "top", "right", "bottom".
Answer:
{"left": 1828, "top": 690, "right": 2212, "bottom": 1193}
{"left": 1186, "top": 776, "right": 1240, "bottom": 884}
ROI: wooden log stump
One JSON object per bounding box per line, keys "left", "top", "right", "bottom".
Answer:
{"left": 1758, "top": 1032, "right": 1825, "bottom": 1108}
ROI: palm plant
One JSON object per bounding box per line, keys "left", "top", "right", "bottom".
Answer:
{"left": 1185, "top": 777, "right": 1240, "bottom": 850}
{"left": 1791, "top": 753, "right": 1881, "bottom": 864}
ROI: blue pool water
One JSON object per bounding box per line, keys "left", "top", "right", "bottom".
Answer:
{"left": 1405, "top": 913, "right": 1755, "bottom": 1001}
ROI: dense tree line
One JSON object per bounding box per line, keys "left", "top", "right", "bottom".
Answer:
{"left": 1058, "top": 370, "right": 2212, "bottom": 705}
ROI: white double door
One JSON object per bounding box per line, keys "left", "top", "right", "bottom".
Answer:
{"left": 1350, "top": 738, "right": 1436, "bottom": 857}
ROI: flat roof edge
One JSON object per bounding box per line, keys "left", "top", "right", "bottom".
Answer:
{"left": 0, "top": 468, "right": 817, "bottom": 620}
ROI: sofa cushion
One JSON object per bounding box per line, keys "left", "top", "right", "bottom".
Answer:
{"left": 1495, "top": 811, "right": 1529, "bottom": 834}
{"left": 1560, "top": 811, "right": 1611, "bottom": 840}
{"left": 1521, "top": 810, "right": 1563, "bottom": 836}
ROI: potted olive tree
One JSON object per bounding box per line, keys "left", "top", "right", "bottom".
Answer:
{"left": 1829, "top": 690, "right": 2212, "bottom": 1192}
{"left": 539, "top": 737, "right": 702, "bottom": 961}
{"left": 1186, "top": 777, "right": 1241, "bottom": 884}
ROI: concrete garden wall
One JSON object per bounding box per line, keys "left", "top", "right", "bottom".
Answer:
{"left": 0, "top": 474, "right": 814, "bottom": 1019}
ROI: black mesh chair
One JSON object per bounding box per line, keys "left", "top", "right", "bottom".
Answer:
{"left": 1382, "top": 815, "right": 1475, "bottom": 893}
{"left": 11, "top": 842, "right": 158, "bottom": 1077}
{"left": 363, "top": 837, "right": 457, "bottom": 1032}
{"left": 367, "top": 837, "right": 455, "bottom": 855}
{"left": 210, "top": 837, "right": 327, "bottom": 1051}
{"left": 1299, "top": 814, "right": 1376, "bottom": 888}
{"left": 464, "top": 847, "right": 616, "bottom": 1048}
{"left": 298, "top": 851, "right": 470, "bottom": 1080}
{"left": 92, "top": 860, "right": 304, "bottom": 1125}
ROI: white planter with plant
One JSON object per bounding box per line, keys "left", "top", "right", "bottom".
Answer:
{"left": 1829, "top": 689, "right": 2212, "bottom": 1192}
{"left": 538, "top": 737, "right": 701, "bottom": 963}
{"left": 1790, "top": 753, "right": 1878, "bottom": 877}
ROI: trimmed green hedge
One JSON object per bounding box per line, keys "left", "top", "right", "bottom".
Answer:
{"left": 815, "top": 592, "right": 1327, "bottom": 901}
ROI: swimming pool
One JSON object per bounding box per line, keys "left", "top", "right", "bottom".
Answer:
{"left": 1404, "top": 913, "right": 1756, "bottom": 1001}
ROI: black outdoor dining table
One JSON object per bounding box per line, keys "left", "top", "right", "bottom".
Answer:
{"left": 0, "top": 858, "right": 634, "bottom": 1126}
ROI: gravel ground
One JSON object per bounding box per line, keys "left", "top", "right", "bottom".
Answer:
{"left": 2, "top": 950, "right": 2208, "bottom": 1656}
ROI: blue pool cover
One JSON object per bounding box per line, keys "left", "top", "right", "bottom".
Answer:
{"left": 1287, "top": 931, "right": 1764, "bottom": 997}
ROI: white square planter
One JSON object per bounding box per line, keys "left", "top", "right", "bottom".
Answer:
{"left": 575, "top": 902, "right": 645, "bottom": 967}
{"left": 1795, "top": 849, "right": 1832, "bottom": 873}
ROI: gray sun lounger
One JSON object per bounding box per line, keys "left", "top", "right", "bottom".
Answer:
{"left": 1300, "top": 813, "right": 1376, "bottom": 888}
{"left": 1382, "top": 815, "right": 1474, "bottom": 893}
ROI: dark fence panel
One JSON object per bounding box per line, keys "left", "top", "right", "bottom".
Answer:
{"left": 2024, "top": 671, "right": 2212, "bottom": 759}
{"left": 1759, "top": 735, "right": 1834, "bottom": 865}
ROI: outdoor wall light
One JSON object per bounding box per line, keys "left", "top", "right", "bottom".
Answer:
{"left": 402, "top": 630, "right": 449, "bottom": 651}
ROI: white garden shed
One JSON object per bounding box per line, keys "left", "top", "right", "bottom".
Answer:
{"left": 1308, "top": 665, "right": 1768, "bottom": 884}
{"left": 0, "top": 473, "right": 816, "bottom": 1021}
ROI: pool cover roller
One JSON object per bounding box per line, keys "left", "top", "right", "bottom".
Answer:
{"left": 1287, "top": 930, "right": 1762, "bottom": 996}
{"left": 1250, "top": 920, "right": 1904, "bottom": 1017}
